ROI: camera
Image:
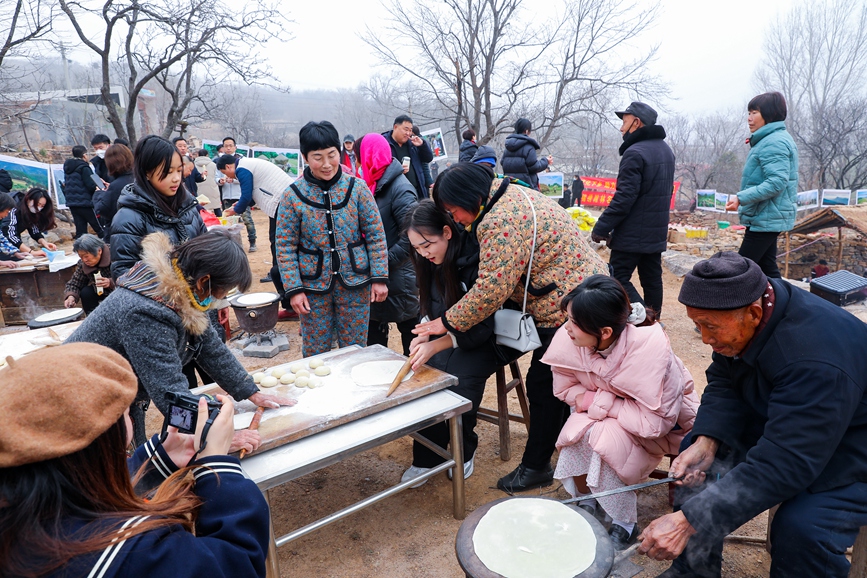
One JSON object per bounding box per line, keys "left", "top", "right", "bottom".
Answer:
{"left": 165, "top": 391, "right": 221, "bottom": 435}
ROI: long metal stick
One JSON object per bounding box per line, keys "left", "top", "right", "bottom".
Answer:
{"left": 561, "top": 477, "right": 679, "bottom": 505}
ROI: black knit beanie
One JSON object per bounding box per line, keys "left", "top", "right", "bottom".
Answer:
{"left": 678, "top": 252, "right": 768, "bottom": 310}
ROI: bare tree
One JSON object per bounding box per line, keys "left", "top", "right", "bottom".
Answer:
{"left": 59, "top": 0, "right": 289, "bottom": 147}
{"left": 756, "top": 0, "right": 867, "bottom": 190}
{"left": 364, "top": 0, "right": 660, "bottom": 151}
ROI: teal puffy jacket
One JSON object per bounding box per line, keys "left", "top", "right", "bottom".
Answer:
{"left": 736, "top": 121, "right": 799, "bottom": 232}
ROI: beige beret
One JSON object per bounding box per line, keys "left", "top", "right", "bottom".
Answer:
{"left": 0, "top": 343, "right": 138, "bottom": 467}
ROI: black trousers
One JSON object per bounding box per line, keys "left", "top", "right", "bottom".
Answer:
{"left": 520, "top": 327, "right": 569, "bottom": 470}
{"left": 412, "top": 345, "right": 497, "bottom": 467}
{"left": 738, "top": 229, "right": 781, "bottom": 278}
{"left": 70, "top": 207, "right": 104, "bottom": 238}
{"left": 608, "top": 250, "right": 663, "bottom": 314}
{"left": 367, "top": 318, "right": 415, "bottom": 356}
{"left": 268, "top": 216, "right": 290, "bottom": 309}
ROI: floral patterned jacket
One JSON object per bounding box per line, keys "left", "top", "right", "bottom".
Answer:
{"left": 443, "top": 179, "right": 608, "bottom": 332}
{"left": 276, "top": 172, "right": 388, "bottom": 295}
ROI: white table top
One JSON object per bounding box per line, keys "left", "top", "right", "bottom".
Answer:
{"left": 241, "top": 389, "right": 471, "bottom": 491}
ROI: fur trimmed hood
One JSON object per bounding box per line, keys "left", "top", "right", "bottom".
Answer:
{"left": 117, "top": 232, "right": 210, "bottom": 335}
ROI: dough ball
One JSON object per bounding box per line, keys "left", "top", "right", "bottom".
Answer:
{"left": 309, "top": 376, "right": 323, "bottom": 388}
{"left": 290, "top": 363, "right": 305, "bottom": 373}
{"left": 295, "top": 369, "right": 310, "bottom": 378}
{"left": 308, "top": 358, "right": 324, "bottom": 369}
{"left": 279, "top": 373, "right": 296, "bottom": 384}
{"left": 270, "top": 368, "right": 286, "bottom": 378}
{"left": 295, "top": 375, "right": 310, "bottom": 388}
{"left": 260, "top": 375, "right": 279, "bottom": 388}
{"left": 252, "top": 372, "right": 265, "bottom": 384}
{"left": 314, "top": 365, "right": 331, "bottom": 376}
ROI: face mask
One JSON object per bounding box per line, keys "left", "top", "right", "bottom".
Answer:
{"left": 95, "top": 149, "right": 106, "bottom": 158}
{"left": 28, "top": 202, "right": 38, "bottom": 213}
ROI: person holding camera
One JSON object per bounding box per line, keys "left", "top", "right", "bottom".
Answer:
{"left": 0, "top": 343, "right": 271, "bottom": 578}
{"left": 68, "top": 230, "right": 294, "bottom": 446}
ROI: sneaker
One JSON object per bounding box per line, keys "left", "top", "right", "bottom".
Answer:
{"left": 248, "top": 243, "right": 258, "bottom": 253}
{"left": 277, "top": 309, "right": 299, "bottom": 321}
{"left": 401, "top": 465, "right": 433, "bottom": 489}
{"left": 496, "top": 463, "right": 554, "bottom": 493}
{"left": 447, "top": 454, "right": 475, "bottom": 481}
{"left": 609, "top": 523, "right": 640, "bottom": 551}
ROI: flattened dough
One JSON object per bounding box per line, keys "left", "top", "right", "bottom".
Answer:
{"left": 350, "top": 360, "right": 414, "bottom": 387}
{"left": 472, "top": 498, "right": 596, "bottom": 578}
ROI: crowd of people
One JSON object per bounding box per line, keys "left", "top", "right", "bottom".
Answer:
{"left": 3, "top": 91, "right": 866, "bottom": 578}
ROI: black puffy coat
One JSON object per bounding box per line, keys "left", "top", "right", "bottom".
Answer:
{"left": 370, "top": 160, "right": 419, "bottom": 323}
{"left": 501, "top": 134, "right": 548, "bottom": 189}
{"left": 95, "top": 172, "right": 133, "bottom": 243}
{"left": 591, "top": 125, "right": 674, "bottom": 253}
{"left": 109, "top": 183, "right": 206, "bottom": 279}
{"left": 62, "top": 158, "right": 97, "bottom": 208}
{"left": 458, "top": 140, "right": 478, "bottom": 163}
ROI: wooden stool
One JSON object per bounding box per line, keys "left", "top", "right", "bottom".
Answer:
{"left": 764, "top": 504, "right": 867, "bottom": 576}
{"left": 477, "top": 361, "right": 530, "bottom": 461}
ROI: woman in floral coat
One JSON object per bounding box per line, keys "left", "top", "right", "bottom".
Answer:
{"left": 415, "top": 163, "right": 608, "bottom": 493}
{"left": 276, "top": 121, "right": 389, "bottom": 356}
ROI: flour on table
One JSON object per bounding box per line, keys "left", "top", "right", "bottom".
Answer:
{"left": 472, "top": 498, "right": 596, "bottom": 578}
{"left": 350, "top": 360, "right": 414, "bottom": 387}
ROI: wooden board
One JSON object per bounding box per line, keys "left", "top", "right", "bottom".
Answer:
{"left": 0, "top": 267, "right": 77, "bottom": 325}
{"left": 201, "top": 345, "right": 458, "bottom": 457}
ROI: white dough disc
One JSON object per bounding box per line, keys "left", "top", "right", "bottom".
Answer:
{"left": 233, "top": 412, "right": 255, "bottom": 430}
{"left": 290, "top": 363, "right": 305, "bottom": 373}
{"left": 259, "top": 375, "right": 279, "bottom": 388}
{"left": 295, "top": 375, "right": 310, "bottom": 388}
{"left": 314, "top": 365, "right": 331, "bottom": 376}
{"left": 252, "top": 372, "right": 265, "bottom": 384}
{"left": 270, "top": 368, "right": 286, "bottom": 378}
{"left": 350, "top": 360, "right": 414, "bottom": 387}
{"left": 473, "top": 498, "right": 596, "bottom": 578}
{"left": 280, "top": 373, "right": 296, "bottom": 384}
{"left": 308, "top": 358, "right": 324, "bottom": 369}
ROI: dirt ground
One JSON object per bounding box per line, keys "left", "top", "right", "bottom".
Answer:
{"left": 9, "top": 208, "right": 773, "bottom": 577}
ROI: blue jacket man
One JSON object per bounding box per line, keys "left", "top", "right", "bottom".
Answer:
{"left": 381, "top": 114, "right": 434, "bottom": 200}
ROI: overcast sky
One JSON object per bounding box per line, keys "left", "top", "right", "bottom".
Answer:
{"left": 58, "top": 0, "right": 797, "bottom": 120}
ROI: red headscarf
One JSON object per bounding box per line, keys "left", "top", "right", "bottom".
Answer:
{"left": 360, "top": 132, "right": 392, "bottom": 194}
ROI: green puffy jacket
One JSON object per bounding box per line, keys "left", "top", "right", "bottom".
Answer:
{"left": 736, "top": 121, "right": 799, "bottom": 232}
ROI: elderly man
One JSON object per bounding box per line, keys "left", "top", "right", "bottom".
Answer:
{"left": 639, "top": 252, "right": 867, "bottom": 578}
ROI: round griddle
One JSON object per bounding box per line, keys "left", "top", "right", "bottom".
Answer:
{"left": 27, "top": 307, "right": 85, "bottom": 330}
{"left": 455, "top": 496, "right": 615, "bottom": 578}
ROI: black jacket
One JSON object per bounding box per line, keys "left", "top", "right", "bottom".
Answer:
{"left": 0, "top": 168, "right": 12, "bottom": 193}
{"left": 458, "top": 140, "right": 478, "bottom": 163}
{"left": 95, "top": 172, "right": 133, "bottom": 242}
{"left": 680, "top": 279, "right": 867, "bottom": 538}
{"left": 370, "top": 160, "right": 419, "bottom": 323}
{"left": 62, "top": 158, "right": 98, "bottom": 208}
{"left": 381, "top": 131, "right": 434, "bottom": 200}
{"left": 591, "top": 125, "right": 674, "bottom": 253}
{"left": 501, "top": 133, "right": 548, "bottom": 189}
{"left": 109, "top": 183, "right": 206, "bottom": 279}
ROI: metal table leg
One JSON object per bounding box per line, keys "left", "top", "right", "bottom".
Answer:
{"left": 264, "top": 489, "right": 281, "bottom": 578}
{"left": 449, "top": 414, "right": 466, "bottom": 520}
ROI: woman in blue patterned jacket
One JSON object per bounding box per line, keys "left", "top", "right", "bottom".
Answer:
{"left": 276, "top": 121, "right": 389, "bottom": 356}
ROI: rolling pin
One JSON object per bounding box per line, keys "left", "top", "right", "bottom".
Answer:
{"left": 386, "top": 355, "right": 415, "bottom": 397}
{"left": 239, "top": 406, "right": 266, "bottom": 459}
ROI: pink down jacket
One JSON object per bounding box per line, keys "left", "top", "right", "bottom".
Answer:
{"left": 542, "top": 323, "right": 699, "bottom": 485}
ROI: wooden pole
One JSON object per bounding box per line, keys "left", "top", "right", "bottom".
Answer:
{"left": 837, "top": 227, "right": 845, "bottom": 272}
{"left": 784, "top": 233, "right": 790, "bottom": 278}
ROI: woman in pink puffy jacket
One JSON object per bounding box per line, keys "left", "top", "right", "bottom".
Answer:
{"left": 541, "top": 275, "right": 698, "bottom": 551}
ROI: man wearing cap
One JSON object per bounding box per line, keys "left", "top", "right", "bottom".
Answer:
{"left": 591, "top": 102, "right": 674, "bottom": 316}
{"left": 639, "top": 252, "right": 867, "bottom": 578}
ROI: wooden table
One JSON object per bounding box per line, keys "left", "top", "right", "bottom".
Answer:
{"left": 194, "top": 345, "right": 471, "bottom": 578}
